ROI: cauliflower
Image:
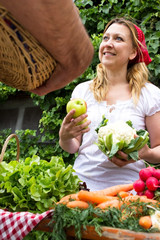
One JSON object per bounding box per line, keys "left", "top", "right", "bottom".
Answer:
{"left": 147, "top": 205, "right": 160, "bottom": 231}
{"left": 98, "top": 121, "right": 136, "bottom": 146}
{"left": 96, "top": 116, "right": 149, "bottom": 161}
{"left": 151, "top": 210, "right": 160, "bottom": 230}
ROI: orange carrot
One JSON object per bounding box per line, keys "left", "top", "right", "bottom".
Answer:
{"left": 139, "top": 216, "right": 152, "bottom": 229}
{"left": 58, "top": 193, "right": 79, "bottom": 204}
{"left": 78, "top": 190, "right": 118, "bottom": 204}
{"left": 96, "top": 199, "right": 121, "bottom": 210}
{"left": 66, "top": 200, "right": 89, "bottom": 209}
{"left": 118, "top": 191, "right": 133, "bottom": 198}
{"left": 121, "top": 205, "right": 143, "bottom": 220}
{"left": 124, "top": 195, "right": 159, "bottom": 205}
{"left": 93, "top": 183, "right": 133, "bottom": 196}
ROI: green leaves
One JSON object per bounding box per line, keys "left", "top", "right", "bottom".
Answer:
{"left": 0, "top": 83, "right": 17, "bottom": 102}
{"left": 123, "top": 131, "right": 149, "bottom": 161}
{"left": 95, "top": 115, "right": 108, "bottom": 133}
{"left": 109, "top": 143, "right": 119, "bottom": 159}
{"left": 105, "top": 133, "right": 113, "bottom": 151}
{"left": 0, "top": 155, "right": 80, "bottom": 213}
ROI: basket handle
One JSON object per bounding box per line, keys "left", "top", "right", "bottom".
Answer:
{"left": 0, "top": 134, "right": 20, "bottom": 162}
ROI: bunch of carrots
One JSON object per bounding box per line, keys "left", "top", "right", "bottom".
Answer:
{"left": 55, "top": 183, "right": 160, "bottom": 230}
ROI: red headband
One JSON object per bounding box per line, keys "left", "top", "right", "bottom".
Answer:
{"left": 129, "top": 24, "right": 152, "bottom": 66}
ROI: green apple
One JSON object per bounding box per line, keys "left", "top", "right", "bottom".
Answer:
{"left": 77, "top": 118, "right": 88, "bottom": 128}
{"left": 66, "top": 98, "right": 87, "bottom": 118}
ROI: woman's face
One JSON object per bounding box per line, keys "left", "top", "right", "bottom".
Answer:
{"left": 99, "top": 23, "right": 137, "bottom": 69}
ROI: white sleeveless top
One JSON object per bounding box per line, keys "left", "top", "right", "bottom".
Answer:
{"left": 71, "top": 81, "right": 160, "bottom": 191}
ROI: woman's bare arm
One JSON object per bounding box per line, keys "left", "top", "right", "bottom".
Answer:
{"left": 138, "top": 111, "right": 160, "bottom": 164}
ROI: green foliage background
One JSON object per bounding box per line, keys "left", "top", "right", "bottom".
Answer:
{"left": 0, "top": 0, "right": 160, "bottom": 166}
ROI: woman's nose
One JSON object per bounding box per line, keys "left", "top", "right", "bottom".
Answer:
{"left": 106, "top": 39, "right": 114, "bottom": 47}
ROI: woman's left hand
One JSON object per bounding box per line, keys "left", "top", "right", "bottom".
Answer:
{"left": 110, "top": 142, "right": 151, "bottom": 167}
{"left": 138, "top": 143, "right": 150, "bottom": 160}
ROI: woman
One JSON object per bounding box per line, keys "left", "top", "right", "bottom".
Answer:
{"left": 59, "top": 18, "right": 160, "bottom": 191}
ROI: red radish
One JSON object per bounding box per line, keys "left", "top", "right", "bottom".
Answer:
{"left": 144, "top": 189, "right": 155, "bottom": 199}
{"left": 139, "top": 168, "right": 152, "bottom": 181}
{"left": 137, "top": 191, "right": 144, "bottom": 196}
{"left": 133, "top": 179, "right": 146, "bottom": 192}
{"left": 153, "top": 169, "right": 160, "bottom": 180}
{"left": 146, "top": 177, "right": 159, "bottom": 191}
{"left": 146, "top": 166, "right": 156, "bottom": 175}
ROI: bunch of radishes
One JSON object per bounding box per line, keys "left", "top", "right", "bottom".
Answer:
{"left": 133, "top": 167, "right": 160, "bottom": 199}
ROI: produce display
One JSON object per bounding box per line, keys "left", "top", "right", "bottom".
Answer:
{"left": 96, "top": 116, "right": 149, "bottom": 161}
{"left": 0, "top": 155, "right": 81, "bottom": 213}
{"left": 0, "top": 122, "right": 159, "bottom": 240}
{"left": 49, "top": 182, "right": 160, "bottom": 240}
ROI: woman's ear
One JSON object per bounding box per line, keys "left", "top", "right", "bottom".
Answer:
{"left": 129, "top": 48, "right": 137, "bottom": 61}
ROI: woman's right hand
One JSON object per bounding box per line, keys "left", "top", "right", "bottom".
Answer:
{"left": 59, "top": 109, "right": 91, "bottom": 141}
{"left": 59, "top": 109, "right": 90, "bottom": 153}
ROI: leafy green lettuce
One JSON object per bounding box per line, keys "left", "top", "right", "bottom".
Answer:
{"left": 0, "top": 155, "right": 81, "bottom": 213}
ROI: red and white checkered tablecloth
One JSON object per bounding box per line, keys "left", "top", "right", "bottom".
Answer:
{"left": 0, "top": 209, "right": 53, "bottom": 240}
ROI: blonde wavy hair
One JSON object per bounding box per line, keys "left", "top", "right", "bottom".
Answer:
{"left": 90, "top": 18, "right": 149, "bottom": 104}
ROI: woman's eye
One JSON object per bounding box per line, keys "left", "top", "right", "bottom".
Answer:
{"left": 116, "top": 36, "right": 123, "bottom": 41}
{"left": 103, "top": 36, "right": 109, "bottom": 40}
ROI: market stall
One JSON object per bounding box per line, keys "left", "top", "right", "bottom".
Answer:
{"left": 0, "top": 135, "right": 160, "bottom": 240}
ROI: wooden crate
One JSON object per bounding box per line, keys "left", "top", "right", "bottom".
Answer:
{"left": 34, "top": 217, "right": 160, "bottom": 240}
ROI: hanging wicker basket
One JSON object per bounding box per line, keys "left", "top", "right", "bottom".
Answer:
{"left": 0, "top": 5, "right": 56, "bottom": 91}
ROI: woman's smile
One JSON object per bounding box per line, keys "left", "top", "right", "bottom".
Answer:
{"left": 103, "top": 51, "right": 116, "bottom": 56}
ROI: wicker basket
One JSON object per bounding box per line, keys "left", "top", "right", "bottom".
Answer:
{"left": 0, "top": 5, "right": 56, "bottom": 91}
{"left": 0, "top": 133, "right": 20, "bottom": 162}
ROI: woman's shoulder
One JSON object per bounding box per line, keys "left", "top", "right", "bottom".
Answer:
{"left": 74, "top": 80, "right": 92, "bottom": 90}
{"left": 143, "top": 82, "right": 160, "bottom": 93}
{"left": 72, "top": 80, "right": 93, "bottom": 97}
{"left": 140, "top": 82, "right": 160, "bottom": 116}
{"left": 141, "top": 82, "right": 160, "bottom": 98}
